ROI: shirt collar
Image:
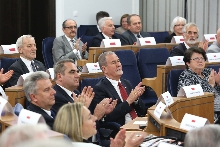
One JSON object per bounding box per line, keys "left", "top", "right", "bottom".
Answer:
{"left": 65, "top": 35, "right": 76, "bottom": 42}
{"left": 57, "top": 84, "right": 74, "bottom": 97}
{"left": 102, "top": 33, "right": 112, "bottom": 39}
{"left": 106, "top": 77, "right": 121, "bottom": 87}
{"left": 20, "top": 56, "right": 32, "bottom": 67}
{"left": 41, "top": 108, "right": 51, "bottom": 116}
{"left": 183, "top": 42, "right": 190, "bottom": 49}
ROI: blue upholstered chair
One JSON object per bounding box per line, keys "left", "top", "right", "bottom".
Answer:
{"left": 42, "top": 37, "right": 55, "bottom": 69}
{"left": 207, "top": 64, "right": 220, "bottom": 72}
{"left": 14, "top": 103, "right": 24, "bottom": 116}
{"left": 148, "top": 31, "right": 170, "bottom": 43}
{"left": 1, "top": 57, "right": 19, "bottom": 73}
{"left": 81, "top": 35, "right": 95, "bottom": 51}
{"left": 167, "top": 69, "right": 184, "bottom": 97}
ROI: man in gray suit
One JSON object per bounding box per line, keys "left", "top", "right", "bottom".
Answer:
{"left": 207, "top": 28, "right": 220, "bottom": 53}
{"left": 120, "top": 14, "right": 151, "bottom": 45}
{"left": 52, "top": 19, "right": 88, "bottom": 68}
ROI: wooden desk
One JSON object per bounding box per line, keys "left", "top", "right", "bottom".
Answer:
{"left": 0, "top": 53, "right": 20, "bottom": 59}
{"left": 131, "top": 44, "right": 166, "bottom": 54}
{"left": 120, "top": 117, "right": 148, "bottom": 131}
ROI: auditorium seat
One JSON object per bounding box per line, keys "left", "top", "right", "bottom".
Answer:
{"left": 81, "top": 35, "right": 95, "bottom": 51}
{"left": 1, "top": 57, "right": 19, "bottom": 73}
{"left": 167, "top": 69, "right": 184, "bottom": 97}
{"left": 148, "top": 31, "right": 170, "bottom": 43}
{"left": 42, "top": 37, "right": 55, "bottom": 69}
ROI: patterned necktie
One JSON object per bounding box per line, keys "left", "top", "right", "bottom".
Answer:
{"left": 137, "top": 34, "right": 141, "bottom": 38}
{"left": 70, "top": 39, "right": 82, "bottom": 72}
{"left": 51, "top": 110, "right": 55, "bottom": 118}
{"left": 31, "top": 61, "right": 37, "bottom": 72}
{"left": 118, "top": 82, "right": 137, "bottom": 119}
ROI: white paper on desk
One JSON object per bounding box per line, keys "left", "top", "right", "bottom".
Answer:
{"left": 161, "top": 91, "right": 174, "bottom": 106}
{"left": 0, "top": 97, "right": 8, "bottom": 119}
{"left": 85, "top": 63, "right": 102, "bottom": 73}
{"left": 171, "top": 36, "right": 184, "bottom": 44}
{"left": 47, "top": 68, "right": 54, "bottom": 80}
{"left": 203, "top": 34, "right": 216, "bottom": 42}
{"left": 0, "top": 44, "right": 18, "bottom": 54}
{"left": 0, "top": 86, "right": 8, "bottom": 100}
{"left": 136, "top": 37, "right": 156, "bottom": 46}
{"left": 158, "top": 142, "right": 180, "bottom": 147}
{"left": 133, "top": 121, "right": 148, "bottom": 125}
{"left": 16, "top": 72, "right": 32, "bottom": 86}
{"left": 100, "top": 39, "right": 121, "bottom": 47}
{"left": 206, "top": 53, "right": 220, "bottom": 62}
{"left": 166, "top": 56, "right": 184, "bottom": 66}
{"left": 177, "top": 84, "right": 204, "bottom": 98}
{"left": 154, "top": 101, "right": 166, "bottom": 119}
{"left": 18, "top": 109, "right": 46, "bottom": 124}
{"left": 180, "top": 113, "right": 208, "bottom": 131}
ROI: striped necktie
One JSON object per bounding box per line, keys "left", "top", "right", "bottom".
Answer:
{"left": 31, "top": 61, "right": 37, "bottom": 72}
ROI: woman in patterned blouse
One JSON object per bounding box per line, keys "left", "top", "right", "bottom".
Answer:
{"left": 177, "top": 47, "right": 220, "bottom": 113}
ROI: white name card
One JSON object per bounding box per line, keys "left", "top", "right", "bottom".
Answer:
{"left": 0, "top": 96, "right": 14, "bottom": 120}
{"left": 82, "top": 63, "right": 102, "bottom": 73}
{"left": 171, "top": 36, "right": 184, "bottom": 44}
{"left": 180, "top": 113, "right": 208, "bottom": 131}
{"left": 0, "top": 86, "right": 8, "bottom": 100}
{"left": 203, "top": 34, "right": 216, "bottom": 42}
{"left": 0, "top": 44, "right": 18, "bottom": 54}
{"left": 161, "top": 91, "right": 174, "bottom": 106}
{"left": 166, "top": 56, "right": 184, "bottom": 66}
{"left": 0, "top": 97, "right": 8, "bottom": 119}
{"left": 100, "top": 39, "right": 121, "bottom": 47}
{"left": 47, "top": 68, "right": 54, "bottom": 80}
{"left": 206, "top": 53, "right": 220, "bottom": 62}
{"left": 136, "top": 37, "right": 156, "bottom": 46}
{"left": 158, "top": 142, "right": 180, "bottom": 147}
{"left": 133, "top": 121, "right": 148, "bottom": 125}
{"left": 154, "top": 101, "right": 166, "bottom": 119}
{"left": 177, "top": 84, "right": 204, "bottom": 98}
{"left": 16, "top": 72, "right": 32, "bottom": 86}
{"left": 18, "top": 109, "right": 46, "bottom": 124}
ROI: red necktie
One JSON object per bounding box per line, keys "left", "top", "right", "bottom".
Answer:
{"left": 118, "top": 82, "right": 137, "bottom": 119}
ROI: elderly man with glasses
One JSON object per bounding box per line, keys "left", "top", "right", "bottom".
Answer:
{"left": 52, "top": 19, "right": 88, "bottom": 71}
{"left": 170, "top": 22, "right": 209, "bottom": 57}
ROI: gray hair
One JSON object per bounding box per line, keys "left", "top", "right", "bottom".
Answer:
{"left": 0, "top": 124, "right": 49, "bottom": 147}
{"left": 23, "top": 71, "right": 50, "bottom": 102}
{"left": 127, "top": 14, "right": 140, "bottom": 25}
{"left": 98, "top": 51, "right": 115, "bottom": 68}
{"left": 53, "top": 59, "right": 75, "bottom": 80}
{"left": 98, "top": 17, "right": 113, "bottom": 30}
{"left": 182, "top": 22, "right": 199, "bottom": 33}
{"left": 184, "top": 124, "right": 220, "bottom": 147}
{"left": 170, "top": 16, "right": 187, "bottom": 32}
{"left": 16, "top": 35, "right": 34, "bottom": 48}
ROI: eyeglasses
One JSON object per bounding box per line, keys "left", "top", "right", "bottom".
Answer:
{"left": 64, "top": 26, "right": 77, "bottom": 30}
{"left": 191, "top": 57, "right": 205, "bottom": 61}
{"left": 186, "top": 31, "right": 198, "bottom": 35}
{"left": 175, "top": 24, "right": 185, "bottom": 27}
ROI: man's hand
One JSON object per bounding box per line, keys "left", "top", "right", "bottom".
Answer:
{"left": 0, "top": 69, "right": 14, "bottom": 84}
{"left": 105, "top": 98, "right": 117, "bottom": 115}
{"left": 126, "top": 82, "right": 145, "bottom": 105}
{"left": 81, "top": 86, "right": 94, "bottom": 108}
{"left": 125, "top": 132, "right": 145, "bottom": 147}
{"left": 198, "top": 39, "right": 209, "bottom": 52}
{"left": 82, "top": 42, "right": 87, "bottom": 53}
{"left": 110, "top": 129, "right": 126, "bottom": 147}
{"left": 74, "top": 38, "right": 81, "bottom": 50}
{"left": 215, "top": 68, "right": 220, "bottom": 86}
{"left": 209, "top": 69, "right": 215, "bottom": 87}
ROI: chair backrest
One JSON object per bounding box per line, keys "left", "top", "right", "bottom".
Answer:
{"left": 207, "top": 64, "right": 220, "bottom": 72}
{"left": 1, "top": 57, "right": 19, "bottom": 73}
{"left": 148, "top": 31, "right": 170, "bottom": 43}
{"left": 167, "top": 69, "right": 184, "bottom": 97}
{"left": 114, "top": 50, "right": 141, "bottom": 89}
{"left": 80, "top": 77, "right": 103, "bottom": 92}
{"left": 42, "top": 37, "right": 55, "bottom": 69}
{"left": 14, "top": 103, "right": 24, "bottom": 116}
{"left": 81, "top": 35, "right": 95, "bottom": 51}
{"left": 138, "top": 48, "right": 169, "bottom": 79}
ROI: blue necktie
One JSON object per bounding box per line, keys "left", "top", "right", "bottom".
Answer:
{"left": 31, "top": 61, "right": 37, "bottom": 72}
{"left": 51, "top": 110, "right": 56, "bottom": 118}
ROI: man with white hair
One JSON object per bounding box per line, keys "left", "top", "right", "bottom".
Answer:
{"left": 91, "top": 17, "right": 120, "bottom": 47}
{"left": 6, "top": 35, "right": 46, "bottom": 88}
{"left": 170, "top": 22, "right": 208, "bottom": 56}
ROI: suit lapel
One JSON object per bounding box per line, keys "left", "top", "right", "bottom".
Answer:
{"left": 55, "top": 84, "right": 74, "bottom": 103}
{"left": 18, "top": 59, "right": 30, "bottom": 73}
{"left": 128, "top": 30, "right": 137, "bottom": 43}
{"left": 62, "top": 35, "right": 72, "bottom": 51}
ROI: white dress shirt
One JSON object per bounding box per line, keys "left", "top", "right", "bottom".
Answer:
{"left": 20, "top": 56, "right": 35, "bottom": 72}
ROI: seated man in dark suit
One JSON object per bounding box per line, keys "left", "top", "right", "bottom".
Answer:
{"left": 91, "top": 17, "right": 119, "bottom": 47}
{"left": 120, "top": 14, "right": 151, "bottom": 45}
{"left": 170, "top": 22, "right": 208, "bottom": 56}
{"left": 23, "top": 71, "right": 56, "bottom": 129}
{"left": 91, "top": 51, "right": 147, "bottom": 127}
{"left": 85, "top": 11, "right": 109, "bottom": 36}
{"left": 6, "top": 35, "right": 46, "bottom": 88}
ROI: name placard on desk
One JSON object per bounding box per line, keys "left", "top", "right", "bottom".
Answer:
{"left": 17, "top": 73, "right": 32, "bottom": 86}
{"left": 0, "top": 44, "right": 18, "bottom": 54}
{"left": 171, "top": 36, "right": 184, "bottom": 44}
{"left": 47, "top": 68, "right": 55, "bottom": 80}
{"left": 82, "top": 63, "right": 102, "bottom": 73}
{"left": 100, "top": 39, "right": 121, "bottom": 47}
{"left": 206, "top": 53, "right": 220, "bottom": 62}
{"left": 18, "top": 109, "right": 46, "bottom": 124}
{"left": 154, "top": 101, "right": 166, "bottom": 119}
{"left": 136, "top": 37, "right": 156, "bottom": 46}
{"left": 161, "top": 91, "right": 174, "bottom": 106}
{"left": 203, "top": 34, "right": 216, "bottom": 42}
{"left": 0, "top": 97, "right": 14, "bottom": 120}
{"left": 177, "top": 84, "right": 204, "bottom": 98}
{"left": 166, "top": 56, "right": 184, "bottom": 66}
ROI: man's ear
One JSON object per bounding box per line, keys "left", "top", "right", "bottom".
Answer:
{"left": 56, "top": 73, "right": 62, "bottom": 81}
{"left": 30, "top": 94, "right": 37, "bottom": 102}
{"left": 17, "top": 47, "right": 22, "bottom": 54}
{"left": 101, "top": 66, "right": 106, "bottom": 73}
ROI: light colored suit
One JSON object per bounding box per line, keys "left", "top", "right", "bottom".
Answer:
{"left": 207, "top": 41, "right": 220, "bottom": 53}
{"left": 52, "top": 35, "right": 88, "bottom": 64}
{"left": 115, "top": 26, "right": 126, "bottom": 34}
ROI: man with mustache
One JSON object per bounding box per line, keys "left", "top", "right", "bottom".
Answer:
{"left": 170, "top": 22, "right": 208, "bottom": 56}
{"left": 52, "top": 19, "right": 88, "bottom": 71}
{"left": 6, "top": 35, "right": 46, "bottom": 87}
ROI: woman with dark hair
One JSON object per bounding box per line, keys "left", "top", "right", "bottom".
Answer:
{"left": 115, "top": 14, "right": 129, "bottom": 34}
{"left": 177, "top": 46, "right": 220, "bottom": 114}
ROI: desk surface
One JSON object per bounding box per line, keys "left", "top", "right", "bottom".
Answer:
{"left": 121, "top": 117, "right": 148, "bottom": 131}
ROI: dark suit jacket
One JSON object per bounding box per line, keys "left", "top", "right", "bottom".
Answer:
{"left": 6, "top": 58, "right": 46, "bottom": 88}
{"left": 120, "top": 30, "right": 151, "bottom": 45}
{"left": 91, "top": 77, "right": 146, "bottom": 126}
{"left": 170, "top": 43, "right": 187, "bottom": 57}
{"left": 85, "top": 27, "right": 99, "bottom": 36}
{"left": 164, "top": 32, "right": 176, "bottom": 43}
{"left": 91, "top": 32, "right": 120, "bottom": 47}
{"left": 52, "top": 84, "right": 80, "bottom": 114}
{"left": 27, "top": 103, "right": 54, "bottom": 129}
